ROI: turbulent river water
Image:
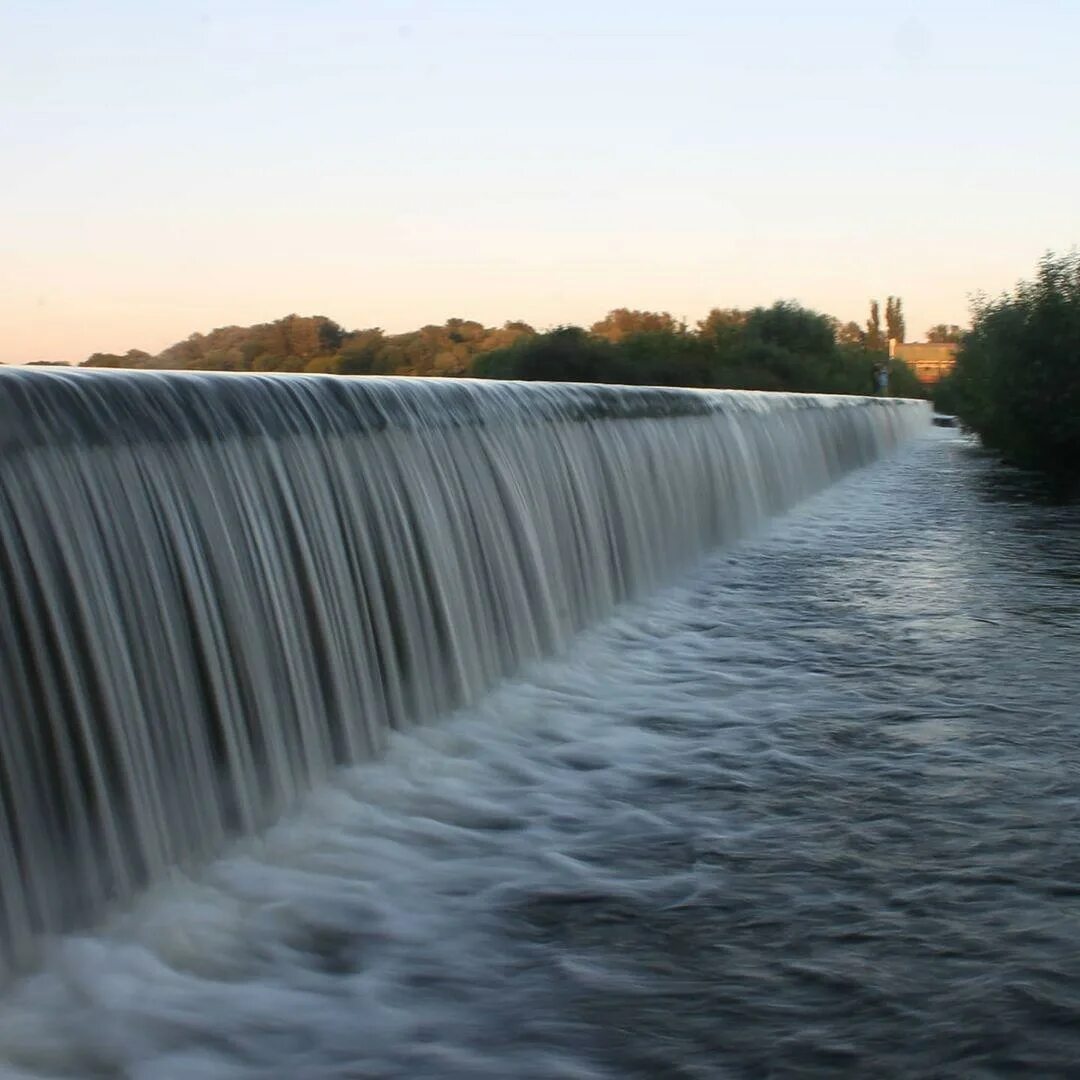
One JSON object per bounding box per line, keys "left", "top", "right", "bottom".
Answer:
{"left": 2, "top": 428, "right": 1079, "bottom": 1079}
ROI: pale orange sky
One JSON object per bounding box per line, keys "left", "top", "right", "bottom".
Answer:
{"left": 3, "top": 1, "right": 1077, "bottom": 365}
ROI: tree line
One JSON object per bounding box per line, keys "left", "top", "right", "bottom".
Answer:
{"left": 935, "top": 251, "right": 1080, "bottom": 484}
{"left": 83, "top": 315, "right": 536, "bottom": 378}
{"left": 81, "top": 301, "right": 926, "bottom": 398}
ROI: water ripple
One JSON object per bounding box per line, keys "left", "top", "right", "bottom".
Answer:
{"left": 1, "top": 431, "right": 1079, "bottom": 1078}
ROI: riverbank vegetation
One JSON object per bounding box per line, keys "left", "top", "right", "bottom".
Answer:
{"left": 79, "top": 301, "right": 925, "bottom": 398}
{"left": 936, "top": 252, "right": 1080, "bottom": 480}
{"left": 473, "top": 303, "right": 924, "bottom": 397}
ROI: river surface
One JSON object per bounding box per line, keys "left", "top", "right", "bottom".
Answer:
{"left": 2, "top": 428, "right": 1079, "bottom": 1079}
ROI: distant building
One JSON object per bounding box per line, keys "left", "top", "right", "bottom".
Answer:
{"left": 893, "top": 342, "right": 958, "bottom": 384}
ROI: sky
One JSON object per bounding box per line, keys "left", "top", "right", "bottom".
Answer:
{"left": 2, "top": 0, "right": 1078, "bottom": 364}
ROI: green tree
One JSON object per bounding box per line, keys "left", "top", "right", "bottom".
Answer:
{"left": 926, "top": 323, "right": 964, "bottom": 343}
{"left": 946, "top": 251, "right": 1080, "bottom": 479}
{"left": 865, "top": 300, "right": 884, "bottom": 352}
{"left": 617, "top": 330, "right": 713, "bottom": 387}
{"left": 330, "top": 328, "right": 388, "bottom": 375}
{"left": 722, "top": 303, "right": 847, "bottom": 393}
{"left": 472, "top": 327, "right": 622, "bottom": 383}
{"left": 885, "top": 296, "right": 906, "bottom": 344}
{"left": 745, "top": 301, "right": 835, "bottom": 357}
{"left": 836, "top": 320, "right": 865, "bottom": 346}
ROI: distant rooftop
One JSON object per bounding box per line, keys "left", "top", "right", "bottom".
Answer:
{"left": 894, "top": 342, "right": 957, "bottom": 384}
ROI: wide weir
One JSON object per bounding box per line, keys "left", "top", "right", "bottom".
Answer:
{"left": 0, "top": 370, "right": 928, "bottom": 980}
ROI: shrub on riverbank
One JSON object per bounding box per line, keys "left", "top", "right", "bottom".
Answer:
{"left": 940, "top": 252, "right": 1080, "bottom": 479}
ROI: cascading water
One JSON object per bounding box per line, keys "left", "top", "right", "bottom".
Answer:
{"left": 0, "top": 369, "right": 929, "bottom": 980}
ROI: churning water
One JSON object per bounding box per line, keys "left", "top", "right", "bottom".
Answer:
{"left": 1, "top": 428, "right": 1078, "bottom": 1077}
{"left": 6, "top": 375, "right": 1078, "bottom": 1076}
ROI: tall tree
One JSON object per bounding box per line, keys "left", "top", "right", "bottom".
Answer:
{"left": 866, "top": 300, "right": 884, "bottom": 351}
{"left": 885, "top": 296, "right": 906, "bottom": 344}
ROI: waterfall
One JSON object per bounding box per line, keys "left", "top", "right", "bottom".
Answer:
{"left": 0, "top": 370, "right": 928, "bottom": 978}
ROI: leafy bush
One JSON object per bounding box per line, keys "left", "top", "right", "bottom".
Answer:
{"left": 471, "top": 327, "right": 622, "bottom": 383}
{"left": 947, "top": 252, "right": 1080, "bottom": 478}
